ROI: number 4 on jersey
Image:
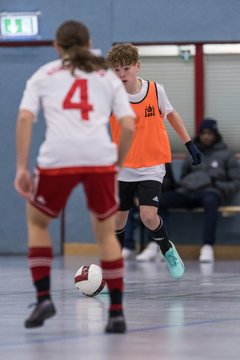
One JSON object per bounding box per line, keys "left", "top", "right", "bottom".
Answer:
{"left": 63, "top": 79, "right": 93, "bottom": 120}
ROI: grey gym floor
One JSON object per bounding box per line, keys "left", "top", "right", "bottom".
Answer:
{"left": 1, "top": 255, "right": 240, "bottom": 360}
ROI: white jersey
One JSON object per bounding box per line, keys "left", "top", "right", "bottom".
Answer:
{"left": 118, "top": 78, "right": 173, "bottom": 182}
{"left": 19, "top": 59, "right": 135, "bottom": 169}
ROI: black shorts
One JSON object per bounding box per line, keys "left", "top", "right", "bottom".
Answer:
{"left": 119, "top": 180, "right": 162, "bottom": 211}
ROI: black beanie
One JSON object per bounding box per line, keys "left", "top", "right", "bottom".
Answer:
{"left": 198, "top": 118, "right": 219, "bottom": 135}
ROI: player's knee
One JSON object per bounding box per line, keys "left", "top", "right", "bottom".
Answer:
{"left": 140, "top": 212, "right": 156, "bottom": 229}
{"left": 115, "top": 212, "right": 128, "bottom": 230}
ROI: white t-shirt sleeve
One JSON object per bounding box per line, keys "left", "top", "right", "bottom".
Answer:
{"left": 156, "top": 83, "right": 173, "bottom": 119}
{"left": 109, "top": 71, "right": 136, "bottom": 120}
{"left": 19, "top": 67, "right": 45, "bottom": 121}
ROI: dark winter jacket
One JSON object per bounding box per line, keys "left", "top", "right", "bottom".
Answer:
{"left": 178, "top": 141, "right": 240, "bottom": 200}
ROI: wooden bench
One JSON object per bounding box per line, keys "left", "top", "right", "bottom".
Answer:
{"left": 138, "top": 205, "right": 240, "bottom": 252}
{"left": 168, "top": 205, "right": 240, "bottom": 217}
{"left": 61, "top": 205, "right": 240, "bottom": 258}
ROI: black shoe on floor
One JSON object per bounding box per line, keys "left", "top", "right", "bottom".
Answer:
{"left": 25, "top": 300, "right": 56, "bottom": 329}
{"left": 105, "top": 316, "right": 127, "bottom": 334}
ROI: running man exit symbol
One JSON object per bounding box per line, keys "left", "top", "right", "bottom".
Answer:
{"left": 0, "top": 13, "right": 39, "bottom": 37}
{"left": 4, "top": 18, "right": 22, "bottom": 34}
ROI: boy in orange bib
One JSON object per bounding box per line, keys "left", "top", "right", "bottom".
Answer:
{"left": 107, "top": 43, "right": 201, "bottom": 279}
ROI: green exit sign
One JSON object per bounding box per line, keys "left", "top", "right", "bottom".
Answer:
{"left": 0, "top": 12, "right": 40, "bottom": 38}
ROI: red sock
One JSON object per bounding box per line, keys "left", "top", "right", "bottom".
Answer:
{"left": 101, "top": 258, "right": 124, "bottom": 314}
{"left": 28, "top": 247, "right": 53, "bottom": 302}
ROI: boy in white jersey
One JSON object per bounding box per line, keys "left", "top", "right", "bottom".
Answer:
{"left": 107, "top": 43, "right": 201, "bottom": 277}
{"left": 14, "top": 21, "right": 135, "bottom": 333}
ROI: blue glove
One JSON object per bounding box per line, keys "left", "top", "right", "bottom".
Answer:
{"left": 185, "top": 140, "right": 202, "bottom": 165}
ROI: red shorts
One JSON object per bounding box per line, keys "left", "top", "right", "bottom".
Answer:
{"left": 29, "top": 167, "right": 119, "bottom": 220}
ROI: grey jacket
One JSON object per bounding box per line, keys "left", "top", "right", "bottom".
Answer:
{"left": 178, "top": 141, "right": 240, "bottom": 199}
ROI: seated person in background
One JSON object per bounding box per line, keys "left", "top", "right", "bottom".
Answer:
{"left": 122, "top": 163, "right": 177, "bottom": 261}
{"left": 158, "top": 118, "right": 240, "bottom": 263}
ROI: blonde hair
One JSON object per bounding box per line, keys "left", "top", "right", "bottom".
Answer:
{"left": 56, "top": 20, "right": 108, "bottom": 73}
{"left": 106, "top": 43, "right": 139, "bottom": 68}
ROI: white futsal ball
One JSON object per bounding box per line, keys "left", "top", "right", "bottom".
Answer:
{"left": 74, "top": 264, "right": 106, "bottom": 297}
